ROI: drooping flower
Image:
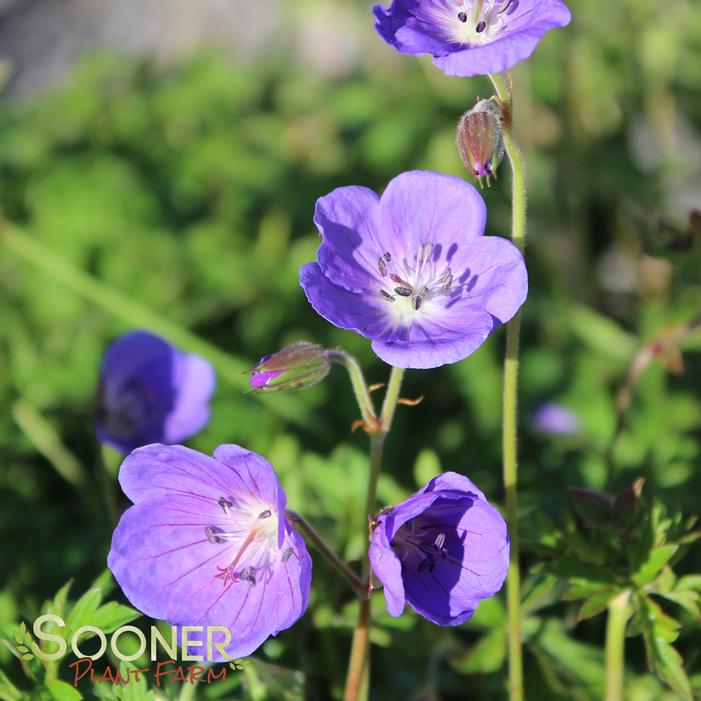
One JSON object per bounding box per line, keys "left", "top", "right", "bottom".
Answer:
{"left": 95, "top": 331, "right": 216, "bottom": 454}
{"left": 249, "top": 342, "right": 331, "bottom": 392}
{"left": 108, "top": 444, "right": 312, "bottom": 661}
{"left": 369, "top": 472, "right": 509, "bottom": 625}
{"left": 457, "top": 98, "right": 505, "bottom": 186}
{"left": 373, "top": 0, "right": 572, "bottom": 77}
{"left": 300, "top": 170, "right": 527, "bottom": 369}
{"left": 531, "top": 402, "right": 581, "bottom": 436}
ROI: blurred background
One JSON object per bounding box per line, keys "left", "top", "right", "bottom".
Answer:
{"left": 0, "top": 0, "right": 700, "bottom": 699}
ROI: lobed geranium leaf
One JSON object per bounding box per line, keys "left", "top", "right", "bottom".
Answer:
{"left": 65, "top": 589, "right": 103, "bottom": 643}
{"left": 90, "top": 603, "right": 141, "bottom": 635}
{"left": 633, "top": 544, "right": 678, "bottom": 587}
{"left": 638, "top": 594, "right": 692, "bottom": 699}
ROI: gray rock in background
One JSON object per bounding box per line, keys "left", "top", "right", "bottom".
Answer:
{"left": 0, "top": 0, "right": 284, "bottom": 98}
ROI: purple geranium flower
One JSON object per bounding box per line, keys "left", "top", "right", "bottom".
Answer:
{"left": 369, "top": 472, "right": 509, "bottom": 625}
{"left": 95, "top": 331, "right": 215, "bottom": 454}
{"left": 373, "top": 0, "right": 571, "bottom": 77}
{"left": 108, "top": 444, "right": 312, "bottom": 660}
{"left": 532, "top": 402, "right": 581, "bottom": 436}
{"left": 300, "top": 170, "right": 527, "bottom": 369}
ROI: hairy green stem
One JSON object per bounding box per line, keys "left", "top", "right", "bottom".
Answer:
{"left": 344, "top": 366, "right": 405, "bottom": 701}
{"left": 604, "top": 591, "right": 631, "bottom": 701}
{"left": 287, "top": 510, "right": 366, "bottom": 597}
{"left": 489, "top": 71, "right": 527, "bottom": 701}
{"left": 327, "top": 349, "right": 378, "bottom": 428}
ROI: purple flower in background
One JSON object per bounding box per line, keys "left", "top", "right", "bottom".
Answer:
{"left": 300, "top": 170, "right": 527, "bottom": 369}
{"left": 369, "top": 472, "right": 508, "bottom": 625}
{"left": 532, "top": 402, "right": 581, "bottom": 436}
{"left": 95, "top": 331, "right": 215, "bottom": 454}
{"left": 373, "top": 0, "right": 571, "bottom": 77}
{"left": 108, "top": 444, "right": 312, "bottom": 660}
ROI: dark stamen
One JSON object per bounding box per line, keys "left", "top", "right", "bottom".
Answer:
{"left": 205, "top": 526, "right": 225, "bottom": 544}
{"left": 476, "top": 20, "right": 486, "bottom": 32}
{"left": 457, "top": 11, "right": 468, "bottom": 22}
{"left": 412, "top": 295, "right": 423, "bottom": 311}
{"left": 383, "top": 251, "right": 392, "bottom": 262}
{"left": 380, "top": 290, "right": 396, "bottom": 302}
{"left": 218, "top": 497, "right": 233, "bottom": 511}
{"left": 258, "top": 509, "right": 272, "bottom": 519}
{"left": 394, "top": 286, "right": 413, "bottom": 297}
{"left": 378, "top": 257, "right": 387, "bottom": 276}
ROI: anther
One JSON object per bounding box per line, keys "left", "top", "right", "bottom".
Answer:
{"left": 394, "top": 286, "right": 413, "bottom": 297}
{"left": 383, "top": 251, "right": 392, "bottom": 262}
{"left": 378, "top": 257, "right": 387, "bottom": 276}
{"left": 241, "top": 567, "right": 257, "bottom": 587}
{"left": 412, "top": 295, "right": 423, "bottom": 311}
{"left": 258, "top": 509, "right": 272, "bottom": 519}
{"left": 422, "top": 242, "right": 434, "bottom": 261}
{"left": 283, "top": 547, "right": 295, "bottom": 562}
{"left": 458, "top": 11, "right": 468, "bottom": 22}
{"left": 205, "top": 526, "right": 225, "bottom": 544}
{"left": 476, "top": 20, "right": 486, "bottom": 32}
{"left": 440, "top": 271, "right": 453, "bottom": 291}
{"left": 218, "top": 497, "right": 233, "bottom": 512}
{"left": 380, "top": 290, "right": 396, "bottom": 302}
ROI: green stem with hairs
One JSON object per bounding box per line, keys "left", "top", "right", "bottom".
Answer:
{"left": 489, "top": 71, "right": 527, "bottom": 701}
{"left": 604, "top": 591, "right": 631, "bottom": 701}
{"left": 327, "top": 349, "right": 378, "bottom": 429}
{"left": 343, "top": 366, "right": 405, "bottom": 701}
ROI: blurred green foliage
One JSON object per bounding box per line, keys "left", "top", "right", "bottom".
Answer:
{"left": 1, "top": 0, "right": 701, "bottom": 698}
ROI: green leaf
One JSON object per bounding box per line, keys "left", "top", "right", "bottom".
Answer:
{"left": 653, "top": 639, "right": 693, "bottom": 700}
{"left": 638, "top": 594, "right": 692, "bottom": 698}
{"left": 51, "top": 581, "right": 74, "bottom": 617}
{"left": 633, "top": 544, "right": 678, "bottom": 587}
{"left": 0, "top": 669, "right": 23, "bottom": 701}
{"left": 578, "top": 588, "right": 622, "bottom": 621}
{"left": 47, "top": 680, "right": 83, "bottom": 701}
{"left": 676, "top": 575, "right": 701, "bottom": 592}
{"left": 657, "top": 590, "right": 701, "bottom": 621}
{"left": 65, "top": 589, "right": 103, "bottom": 641}
{"left": 450, "top": 627, "right": 506, "bottom": 674}
{"left": 91, "top": 603, "right": 141, "bottom": 635}
{"left": 89, "top": 570, "right": 115, "bottom": 598}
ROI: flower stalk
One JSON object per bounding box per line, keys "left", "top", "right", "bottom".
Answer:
{"left": 344, "top": 366, "right": 405, "bottom": 701}
{"left": 328, "top": 349, "right": 379, "bottom": 431}
{"left": 489, "top": 71, "right": 527, "bottom": 701}
{"left": 287, "top": 510, "right": 367, "bottom": 598}
{"left": 604, "top": 591, "right": 631, "bottom": 701}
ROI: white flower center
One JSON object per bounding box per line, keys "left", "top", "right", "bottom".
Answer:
{"left": 434, "top": 0, "right": 519, "bottom": 46}
{"left": 375, "top": 242, "right": 456, "bottom": 327}
{"left": 205, "top": 494, "right": 282, "bottom": 587}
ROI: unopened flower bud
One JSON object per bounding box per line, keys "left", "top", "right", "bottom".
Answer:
{"left": 248, "top": 341, "right": 330, "bottom": 392}
{"left": 456, "top": 99, "right": 505, "bottom": 187}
